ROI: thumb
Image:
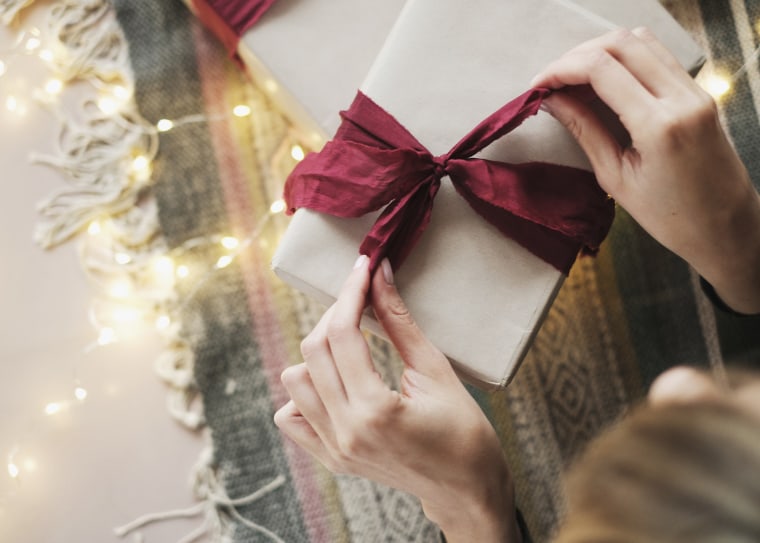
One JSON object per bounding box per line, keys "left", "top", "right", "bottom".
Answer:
{"left": 543, "top": 91, "right": 623, "bottom": 196}
{"left": 370, "top": 259, "right": 452, "bottom": 378}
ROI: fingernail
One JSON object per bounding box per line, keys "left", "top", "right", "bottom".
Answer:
{"left": 381, "top": 258, "right": 394, "bottom": 285}
{"left": 353, "top": 254, "right": 368, "bottom": 269}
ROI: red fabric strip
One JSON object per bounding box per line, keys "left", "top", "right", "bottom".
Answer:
{"left": 191, "top": 0, "right": 276, "bottom": 57}
{"left": 284, "top": 88, "right": 615, "bottom": 274}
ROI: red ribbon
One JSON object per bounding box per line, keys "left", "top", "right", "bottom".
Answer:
{"left": 191, "top": 0, "right": 276, "bottom": 58}
{"left": 284, "top": 88, "right": 615, "bottom": 274}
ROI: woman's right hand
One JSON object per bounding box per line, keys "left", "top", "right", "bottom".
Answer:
{"left": 531, "top": 27, "right": 760, "bottom": 314}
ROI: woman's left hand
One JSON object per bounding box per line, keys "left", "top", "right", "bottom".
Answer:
{"left": 274, "top": 255, "right": 520, "bottom": 543}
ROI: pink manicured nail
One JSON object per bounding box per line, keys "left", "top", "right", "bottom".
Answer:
{"left": 381, "top": 258, "right": 394, "bottom": 284}
{"left": 353, "top": 254, "right": 368, "bottom": 269}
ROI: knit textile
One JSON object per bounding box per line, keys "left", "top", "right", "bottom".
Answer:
{"left": 112, "top": 0, "right": 760, "bottom": 540}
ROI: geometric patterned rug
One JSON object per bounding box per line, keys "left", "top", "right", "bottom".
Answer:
{"left": 111, "top": 0, "right": 760, "bottom": 540}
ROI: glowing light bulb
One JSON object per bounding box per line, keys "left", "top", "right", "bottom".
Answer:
{"left": 111, "top": 306, "right": 141, "bottom": 323}
{"left": 44, "top": 78, "right": 63, "bottom": 95}
{"left": 74, "top": 387, "right": 87, "bottom": 401}
{"left": 264, "top": 79, "right": 278, "bottom": 93}
{"left": 0, "top": 60, "right": 5, "bottom": 77}
{"left": 97, "top": 96, "right": 118, "bottom": 115}
{"left": 221, "top": 236, "right": 239, "bottom": 249}
{"left": 156, "top": 118, "right": 174, "bottom": 132}
{"left": 25, "top": 37, "right": 41, "bottom": 51}
{"left": 7, "top": 463, "right": 19, "bottom": 479}
{"left": 270, "top": 199, "right": 286, "bottom": 214}
{"left": 38, "top": 49, "right": 53, "bottom": 62}
{"left": 112, "top": 85, "right": 130, "bottom": 100}
{"left": 44, "top": 402, "right": 62, "bottom": 416}
{"left": 702, "top": 75, "right": 731, "bottom": 99}
{"left": 114, "top": 252, "right": 131, "bottom": 265}
{"left": 176, "top": 265, "right": 189, "bottom": 279}
{"left": 131, "top": 155, "right": 149, "bottom": 172}
{"left": 290, "top": 144, "right": 305, "bottom": 161}
{"left": 155, "top": 315, "right": 171, "bottom": 330}
{"left": 22, "top": 459, "right": 37, "bottom": 472}
{"left": 6, "top": 95, "right": 18, "bottom": 112}
{"left": 233, "top": 104, "right": 251, "bottom": 117}
{"left": 216, "top": 255, "right": 233, "bottom": 269}
{"left": 109, "top": 280, "right": 131, "bottom": 299}
{"left": 153, "top": 256, "right": 174, "bottom": 276}
{"left": 98, "top": 327, "right": 116, "bottom": 345}
{"left": 87, "top": 221, "right": 101, "bottom": 236}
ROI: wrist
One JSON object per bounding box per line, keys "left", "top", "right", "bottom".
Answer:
{"left": 694, "top": 191, "right": 760, "bottom": 314}
{"left": 421, "top": 457, "right": 522, "bottom": 543}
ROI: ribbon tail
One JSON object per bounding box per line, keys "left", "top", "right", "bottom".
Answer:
{"left": 360, "top": 178, "right": 440, "bottom": 272}
{"left": 448, "top": 160, "right": 615, "bottom": 273}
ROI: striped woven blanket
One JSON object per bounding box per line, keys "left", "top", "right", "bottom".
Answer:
{"left": 112, "top": 0, "right": 759, "bottom": 541}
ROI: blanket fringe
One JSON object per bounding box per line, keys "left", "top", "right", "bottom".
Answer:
{"left": 0, "top": 0, "right": 33, "bottom": 25}
{"left": 114, "top": 447, "right": 288, "bottom": 543}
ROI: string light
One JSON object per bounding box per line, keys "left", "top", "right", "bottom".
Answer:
{"left": 21, "top": 458, "right": 37, "bottom": 473}
{"left": 87, "top": 221, "right": 101, "bottom": 236}
{"left": 176, "top": 265, "right": 190, "bottom": 279}
{"left": 131, "top": 155, "right": 150, "bottom": 173}
{"left": 702, "top": 74, "right": 731, "bottom": 99}
{"left": 109, "top": 280, "right": 131, "bottom": 299}
{"left": 7, "top": 463, "right": 19, "bottom": 479}
{"left": 155, "top": 315, "right": 171, "bottom": 330}
{"left": 221, "top": 236, "right": 239, "bottom": 250}
{"left": 38, "top": 49, "right": 53, "bottom": 62}
{"left": 215, "top": 255, "right": 233, "bottom": 269}
{"left": 97, "top": 327, "right": 116, "bottom": 346}
{"left": 269, "top": 199, "right": 286, "bottom": 214}
{"left": 97, "top": 96, "right": 118, "bottom": 114}
{"left": 232, "top": 104, "right": 251, "bottom": 117}
{"left": 156, "top": 118, "right": 174, "bottom": 132}
{"left": 290, "top": 144, "right": 305, "bottom": 161}
{"left": 44, "top": 78, "right": 63, "bottom": 95}
{"left": 74, "top": 387, "right": 88, "bottom": 401}
{"left": 0, "top": 60, "right": 5, "bottom": 77}
{"left": 5, "top": 95, "right": 17, "bottom": 111}
{"left": 111, "top": 306, "right": 141, "bottom": 324}
{"left": 44, "top": 402, "right": 63, "bottom": 416}
{"left": 112, "top": 85, "right": 130, "bottom": 101}
{"left": 114, "top": 252, "right": 131, "bottom": 265}
{"left": 24, "top": 37, "right": 40, "bottom": 52}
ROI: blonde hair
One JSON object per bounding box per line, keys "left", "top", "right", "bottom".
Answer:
{"left": 554, "top": 398, "right": 760, "bottom": 543}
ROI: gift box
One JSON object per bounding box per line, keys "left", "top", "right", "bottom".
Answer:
{"left": 270, "top": 0, "right": 705, "bottom": 388}
{"left": 186, "top": 0, "right": 703, "bottom": 147}
{"left": 184, "top": 0, "right": 407, "bottom": 146}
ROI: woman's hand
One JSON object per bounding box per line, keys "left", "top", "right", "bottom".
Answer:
{"left": 532, "top": 27, "right": 760, "bottom": 314}
{"left": 274, "top": 255, "right": 520, "bottom": 542}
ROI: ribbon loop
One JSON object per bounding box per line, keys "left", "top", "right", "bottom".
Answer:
{"left": 284, "top": 88, "right": 615, "bottom": 274}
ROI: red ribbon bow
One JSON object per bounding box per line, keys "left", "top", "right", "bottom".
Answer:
{"left": 284, "top": 88, "right": 615, "bottom": 274}
{"left": 192, "top": 0, "right": 276, "bottom": 58}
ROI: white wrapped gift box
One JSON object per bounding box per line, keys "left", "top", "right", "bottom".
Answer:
{"left": 270, "top": 0, "right": 704, "bottom": 388}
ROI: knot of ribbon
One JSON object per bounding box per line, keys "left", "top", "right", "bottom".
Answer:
{"left": 284, "top": 88, "right": 615, "bottom": 274}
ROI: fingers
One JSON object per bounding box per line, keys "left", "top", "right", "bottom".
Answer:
{"left": 327, "top": 254, "right": 385, "bottom": 399}
{"left": 280, "top": 363, "right": 335, "bottom": 445}
{"left": 531, "top": 28, "right": 693, "bottom": 131}
{"left": 542, "top": 92, "right": 623, "bottom": 196}
{"left": 371, "top": 259, "right": 453, "bottom": 379}
{"left": 274, "top": 399, "right": 332, "bottom": 462}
